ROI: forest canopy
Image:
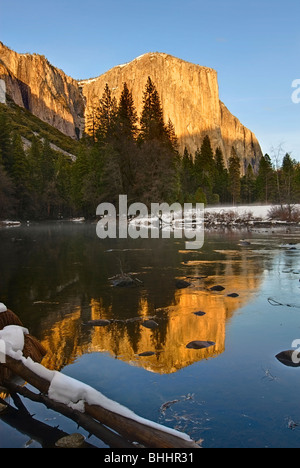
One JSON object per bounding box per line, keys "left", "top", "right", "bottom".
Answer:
{"left": 0, "top": 78, "right": 299, "bottom": 220}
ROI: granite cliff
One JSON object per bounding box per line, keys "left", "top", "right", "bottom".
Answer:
{"left": 79, "top": 53, "right": 262, "bottom": 170}
{"left": 0, "top": 43, "right": 262, "bottom": 170}
{"left": 0, "top": 41, "right": 85, "bottom": 139}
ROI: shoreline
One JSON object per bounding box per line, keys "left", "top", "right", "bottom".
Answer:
{"left": 1, "top": 205, "right": 300, "bottom": 232}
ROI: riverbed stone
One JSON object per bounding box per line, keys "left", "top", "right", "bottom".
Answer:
{"left": 275, "top": 350, "right": 300, "bottom": 368}
{"left": 87, "top": 319, "right": 111, "bottom": 327}
{"left": 210, "top": 285, "right": 225, "bottom": 292}
{"left": 186, "top": 341, "right": 215, "bottom": 350}
{"left": 142, "top": 320, "right": 159, "bottom": 330}
{"left": 175, "top": 280, "right": 191, "bottom": 289}
{"left": 55, "top": 433, "right": 86, "bottom": 448}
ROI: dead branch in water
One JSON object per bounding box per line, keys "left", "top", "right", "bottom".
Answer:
{"left": 2, "top": 354, "right": 200, "bottom": 449}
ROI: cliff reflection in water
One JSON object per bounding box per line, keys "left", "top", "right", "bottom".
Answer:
{"left": 40, "top": 248, "right": 263, "bottom": 374}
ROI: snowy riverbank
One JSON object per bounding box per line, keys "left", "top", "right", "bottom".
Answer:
{"left": 0, "top": 220, "right": 21, "bottom": 227}
{"left": 127, "top": 204, "right": 300, "bottom": 231}
{"left": 205, "top": 204, "right": 272, "bottom": 220}
{"left": 204, "top": 204, "right": 300, "bottom": 227}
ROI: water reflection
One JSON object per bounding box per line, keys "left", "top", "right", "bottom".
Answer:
{"left": 0, "top": 224, "right": 268, "bottom": 374}
{"left": 41, "top": 265, "right": 261, "bottom": 374}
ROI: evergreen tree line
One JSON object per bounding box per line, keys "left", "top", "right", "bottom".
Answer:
{"left": 0, "top": 77, "right": 299, "bottom": 220}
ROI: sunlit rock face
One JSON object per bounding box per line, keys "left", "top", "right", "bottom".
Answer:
{"left": 79, "top": 52, "right": 263, "bottom": 172}
{"left": 0, "top": 42, "right": 85, "bottom": 139}
{"left": 0, "top": 43, "right": 262, "bottom": 171}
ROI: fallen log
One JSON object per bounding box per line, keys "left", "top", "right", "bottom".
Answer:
{"left": 6, "top": 382, "right": 134, "bottom": 449}
{"left": 3, "top": 354, "right": 200, "bottom": 449}
{"left": 0, "top": 396, "right": 70, "bottom": 448}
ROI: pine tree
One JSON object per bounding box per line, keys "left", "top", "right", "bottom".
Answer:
{"left": 55, "top": 154, "right": 73, "bottom": 217}
{"left": 85, "top": 105, "right": 99, "bottom": 142}
{"left": 0, "top": 107, "right": 12, "bottom": 172}
{"left": 41, "top": 139, "right": 55, "bottom": 184}
{"left": 281, "top": 153, "right": 298, "bottom": 207}
{"left": 242, "top": 163, "right": 256, "bottom": 203}
{"left": 10, "top": 133, "right": 27, "bottom": 183}
{"left": 96, "top": 83, "right": 117, "bottom": 143}
{"left": 71, "top": 144, "right": 90, "bottom": 211}
{"left": 27, "top": 135, "right": 43, "bottom": 193}
{"left": 214, "top": 147, "right": 229, "bottom": 203}
{"left": 194, "top": 135, "right": 216, "bottom": 202}
{"left": 117, "top": 82, "right": 138, "bottom": 140}
{"left": 180, "top": 147, "right": 195, "bottom": 201}
{"left": 0, "top": 164, "right": 15, "bottom": 219}
{"left": 140, "top": 77, "right": 166, "bottom": 142}
{"left": 100, "top": 145, "right": 123, "bottom": 205}
{"left": 136, "top": 77, "right": 180, "bottom": 204}
{"left": 112, "top": 83, "right": 139, "bottom": 196}
{"left": 10, "top": 133, "right": 30, "bottom": 217}
{"left": 165, "top": 118, "right": 178, "bottom": 152}
{"left": 228, "top": 147, "right": 241, "bottom": 205}
{"left": 256, "top": 154, "right": 275, "bottom": 203}
{"left": 134, "top": 140, "right": 179, "bottom": 205}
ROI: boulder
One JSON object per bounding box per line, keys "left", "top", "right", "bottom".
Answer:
{"left": 142, "top": 320, "right": 159, "bottom": 330}
{"left": 210, "top": 285, "right": 225, "bottom": 292}
{"left": 175, "top": 280, "right": 191, "bottom": 289}
{"left": 86, "top": 320, "right": 111, "bottom": 327}
{"left": 186, "top": 341, "right": 215, "bottom": 350}
{"left": 275, "top": 350, "right": 300, "bottom": 368}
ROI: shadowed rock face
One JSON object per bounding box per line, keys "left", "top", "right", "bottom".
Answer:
{"left": 0, "top": 44, "right": 262, "bottom": 171}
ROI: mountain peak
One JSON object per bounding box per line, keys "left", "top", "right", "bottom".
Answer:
{"left": 0, "top": 44, "right": 262, "bottom": 169}
{"left": 79, "top": 52, "right": 261, "bottom": 170}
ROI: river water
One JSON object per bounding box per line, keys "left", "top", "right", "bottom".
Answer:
{"left": 1, "top": 222, "right": 300, "bottom": 448}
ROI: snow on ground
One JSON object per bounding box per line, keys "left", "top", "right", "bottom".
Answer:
{"left": 0, "top": 220, "right": 21, "bottom": 226}
{"left": 129, "top": 204, "right": 300, "bottom": 228}
{"left": 205, "top": 204, "right": 274, "bottom": 220}
{"left": 128, "top": 204, "right": 274, "bottom": 228}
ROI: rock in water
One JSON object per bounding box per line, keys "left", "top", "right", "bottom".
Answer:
{"left": 227, "top": 293, "right": 239, "bottom": 298}
{"left": 175, "top": 280, "right": 191, "bottom": 289}
{"left": 210, "top": 285, "right": 225, "bottom": 292}
{"left": 111, "top": 276, "right": 135, "bottom": 287}
{"left": 186, "top": 341, "right": 215, "bottom": 350}
{"left": 239, "top": 240, "right": 251, "bottom": 246}
{"left": 193, "top": 311, "right": 206, "bottom": 317}
{"left": 0, "top": 402, "right": 7, "bottom": 413}
{"left": 275, "top": 350, "right": 300, "bottom": 368}
{"left": 86, "top": 319, "right": 111, "bottom": 327}
{"left": 142, "top": 320, "right": 159, "bottom": 330}
{"left": 138, "top": 351, "right": 156, "bottom": 357}
{"left": 55, "top": 433, "right": 85, "bottom": 448}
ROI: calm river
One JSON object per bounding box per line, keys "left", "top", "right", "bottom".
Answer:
{"left": 1, "top": 222, "right": 300, "bottom": 448}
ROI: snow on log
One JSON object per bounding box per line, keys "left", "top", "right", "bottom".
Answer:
{"left": 0, "top": 303, "right": 7, "bottom": 313}
{"left": 2, "top": 326, "right": 200, "bottom": 448}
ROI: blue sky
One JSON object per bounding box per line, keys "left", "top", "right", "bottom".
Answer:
{"left": 1, "top": 0, "right": 300, "bottom": 160}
